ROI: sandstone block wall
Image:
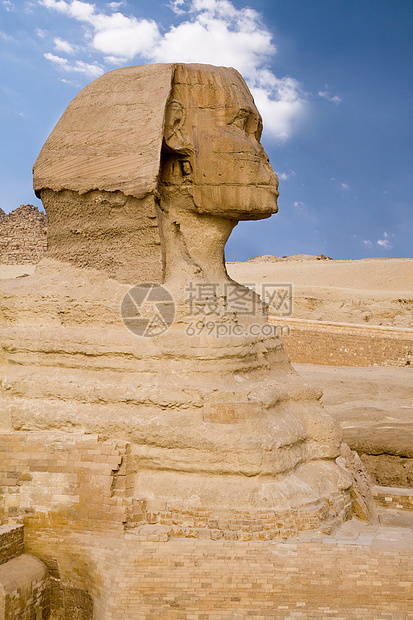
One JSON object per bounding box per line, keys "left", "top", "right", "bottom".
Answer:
{"left": 373, "top": 485, "right": 413, "bottom": 511}
{"left": 0, "top": 431, "right": 349, "bottom": 541}
{"left": 0, "top": 205, "right": 47, "bottom": 264}
{"left": 1, "top": 431, "right": 412, "bottom": 619}
{"left": 0, "top": 555, "right": 50, "bottom": 620}
{"left": 0, "top": 432, "right": 129, "bottom": 530}
{"left": 271, "top": 317, "right": 413, "bottom": 367}
{"left": 0, "top": 523, "right": 50, "bottom": 620}
{"left": 0, "top": 523, "right": 24, "bottom": 565}
{"left": 25, "top": 531, "right": 413, "bottom": 619}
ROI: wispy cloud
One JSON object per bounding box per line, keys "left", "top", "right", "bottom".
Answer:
{"left": 277, "top": 170, "right": 296, "bottom": 181}
{"left": 2, "top": 0, "right": 14, "bottom": 11}
{"left": 341, "top": 182, "right": 349, "bottom": 190}
{"left": 377, "top": 231, "right": 394, "bottom": 249}
{"left": 318, "top": 89, "right": 341, "bottom": 104}
{"left": 170, "top": 0, "right": 186, "bottom": 15}
{"left": 54, "top": 37, "right": 77, "bottom": 54}
{"left": 0, "top": 31, "right": 15, "bottom": 41}
{"left": 363, "top": 232, "right": 394, "bottom": 250}
{"left": 37, "top": 0, "right": 306, "bottom": 140}
{"left": 44, "top": 52, "right": 103, "bottom": 77}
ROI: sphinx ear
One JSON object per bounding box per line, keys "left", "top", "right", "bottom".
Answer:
{"left": 164, "top": 99, "right": 192, "bottom": 154}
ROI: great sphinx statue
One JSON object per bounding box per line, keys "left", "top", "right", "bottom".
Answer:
{"left": 0, "top": 64, "right": 353, "bottom": 617}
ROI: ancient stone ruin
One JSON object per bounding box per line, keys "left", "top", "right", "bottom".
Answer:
{"left": 1, "top": 64, "right": 409, "bottom": 619}
{"left": 0, "top": 204, "right": 47, "bottom": 264}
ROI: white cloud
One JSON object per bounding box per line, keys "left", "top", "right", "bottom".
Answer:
{"left": 377, "top": 231, "right": 394, "bottom": 249}
{"left": 2, "top": 0, "right": 14, "bottom": 11}
{"left": 364, "top": 232, "right": 395, "bottom": 250}
{"left": 38, "top": 0, "right": 306, "bottom": 139}
{"left": 54, "top": 36, "right": 76, "bottom": 54}
{"left": 170, "top": 0, "right": 186, "bottom": 14}
{"left": 40, "top": 0, "right": 95, "bottom": 22}
{"left": 44, "top": 52, "right": 103, "bottom": 77}
{"left": 341, "top": 182, "right": 349, "bottom": 190}
{"left": 0, "top": 31, "right": 15, "bottom": 41}
{"left": 293, "top": 201, "right": 304, "bottom": 210}
{"left": 377, "top": 238, "right": 392, "bottom": 249}
{"left": 59, "top": 77, "right": 78, "bottom": 84}
{"left": 39, "top": 0, "right": 161, "bottom": 57}
{"left": 318, "top": 90, "right": 341, "bottom": 104}
{"left": 276, "top": 170, "right": 295, "bottom": 181}
{"left": 252, "top": 83, "right": 303, "bottom": 140}
{"left": 104, "top": 55, "right": 129, "bottom": 65}
{"left": 92, "top": 15, "right": 160, "bottom": 58}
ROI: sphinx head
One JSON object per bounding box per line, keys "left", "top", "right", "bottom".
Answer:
{"left": 161, "top": 64, "right": 279, "bottom": 220}
{"left": 33, "top": 63, "right": 278, "bottom": 284}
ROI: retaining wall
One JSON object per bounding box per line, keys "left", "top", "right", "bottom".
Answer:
{"left": 270, "top": 317, "right": 413, "bottom": 367}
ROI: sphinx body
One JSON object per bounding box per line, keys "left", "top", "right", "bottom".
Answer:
{"left": 0, "top": 63, "right": 352, "bottom": 617}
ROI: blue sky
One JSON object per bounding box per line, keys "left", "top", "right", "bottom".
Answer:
{"left": 1, "top": 0, "right": 412, "bottom": 260}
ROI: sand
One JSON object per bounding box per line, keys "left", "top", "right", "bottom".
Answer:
{"left": 227, "top": 256, "right": 413, "bottom": 327}
{"left": 0, "top": 264, "right": 36, "bottom": 280}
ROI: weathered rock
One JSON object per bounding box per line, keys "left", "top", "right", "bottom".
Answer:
{"left": 0, "top": 205, "right": 47, "bottom": 265}
{"left": 296, "top": 363, "right": 413, "bottom": 486}
{"left": 338, "top": 443, "right": 379, "bottom": 523}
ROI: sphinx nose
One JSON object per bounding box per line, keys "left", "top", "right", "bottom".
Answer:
{"left": 260, "top": 156, "right": 278, "bottom": 185}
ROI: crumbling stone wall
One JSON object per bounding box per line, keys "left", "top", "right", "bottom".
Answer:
{"left": 0, "top": 204, "right": 47, "bottom": 264}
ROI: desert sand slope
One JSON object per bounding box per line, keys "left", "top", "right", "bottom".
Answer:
{"left": 227, "top": 257, "right": 413, "bottom": 327}
{"left": 0, "top": 264, "right": 36, "bottom": 279}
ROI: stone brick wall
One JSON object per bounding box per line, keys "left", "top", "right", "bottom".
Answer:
{"left": 373, "top": 485, "right": 413, "bottom": 511}
{"left": 0, "top": 555, "right": 50, "bottom": 620}
{"left": 25, "top": 530, "right": 413, "bottom": 619}
{"left": 0, "top": 523, "right": 50, "bottom": 620}
{"left": 1, "top": 431, "right": 412, "bottom": 619}
{"left": 270, "top": 317, "right": 413, "bottom": 367}
{"left": 0, "top": 431, "right": 349, "bottom": 540}
{"left": 127, "top": 493, "right": 349, "bottom": 541}
{"left": 0, "top": 204, "right": 47, "bottom": 264}
{"left": 0, "top": 523, "right": 24, "bottom": 565}
{"left": 0, "top": 432, "right": 129, "bottom": 531}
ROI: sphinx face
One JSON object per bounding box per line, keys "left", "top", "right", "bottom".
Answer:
{"left": 169, "top": 64, "right": 279, "bottom": 221}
